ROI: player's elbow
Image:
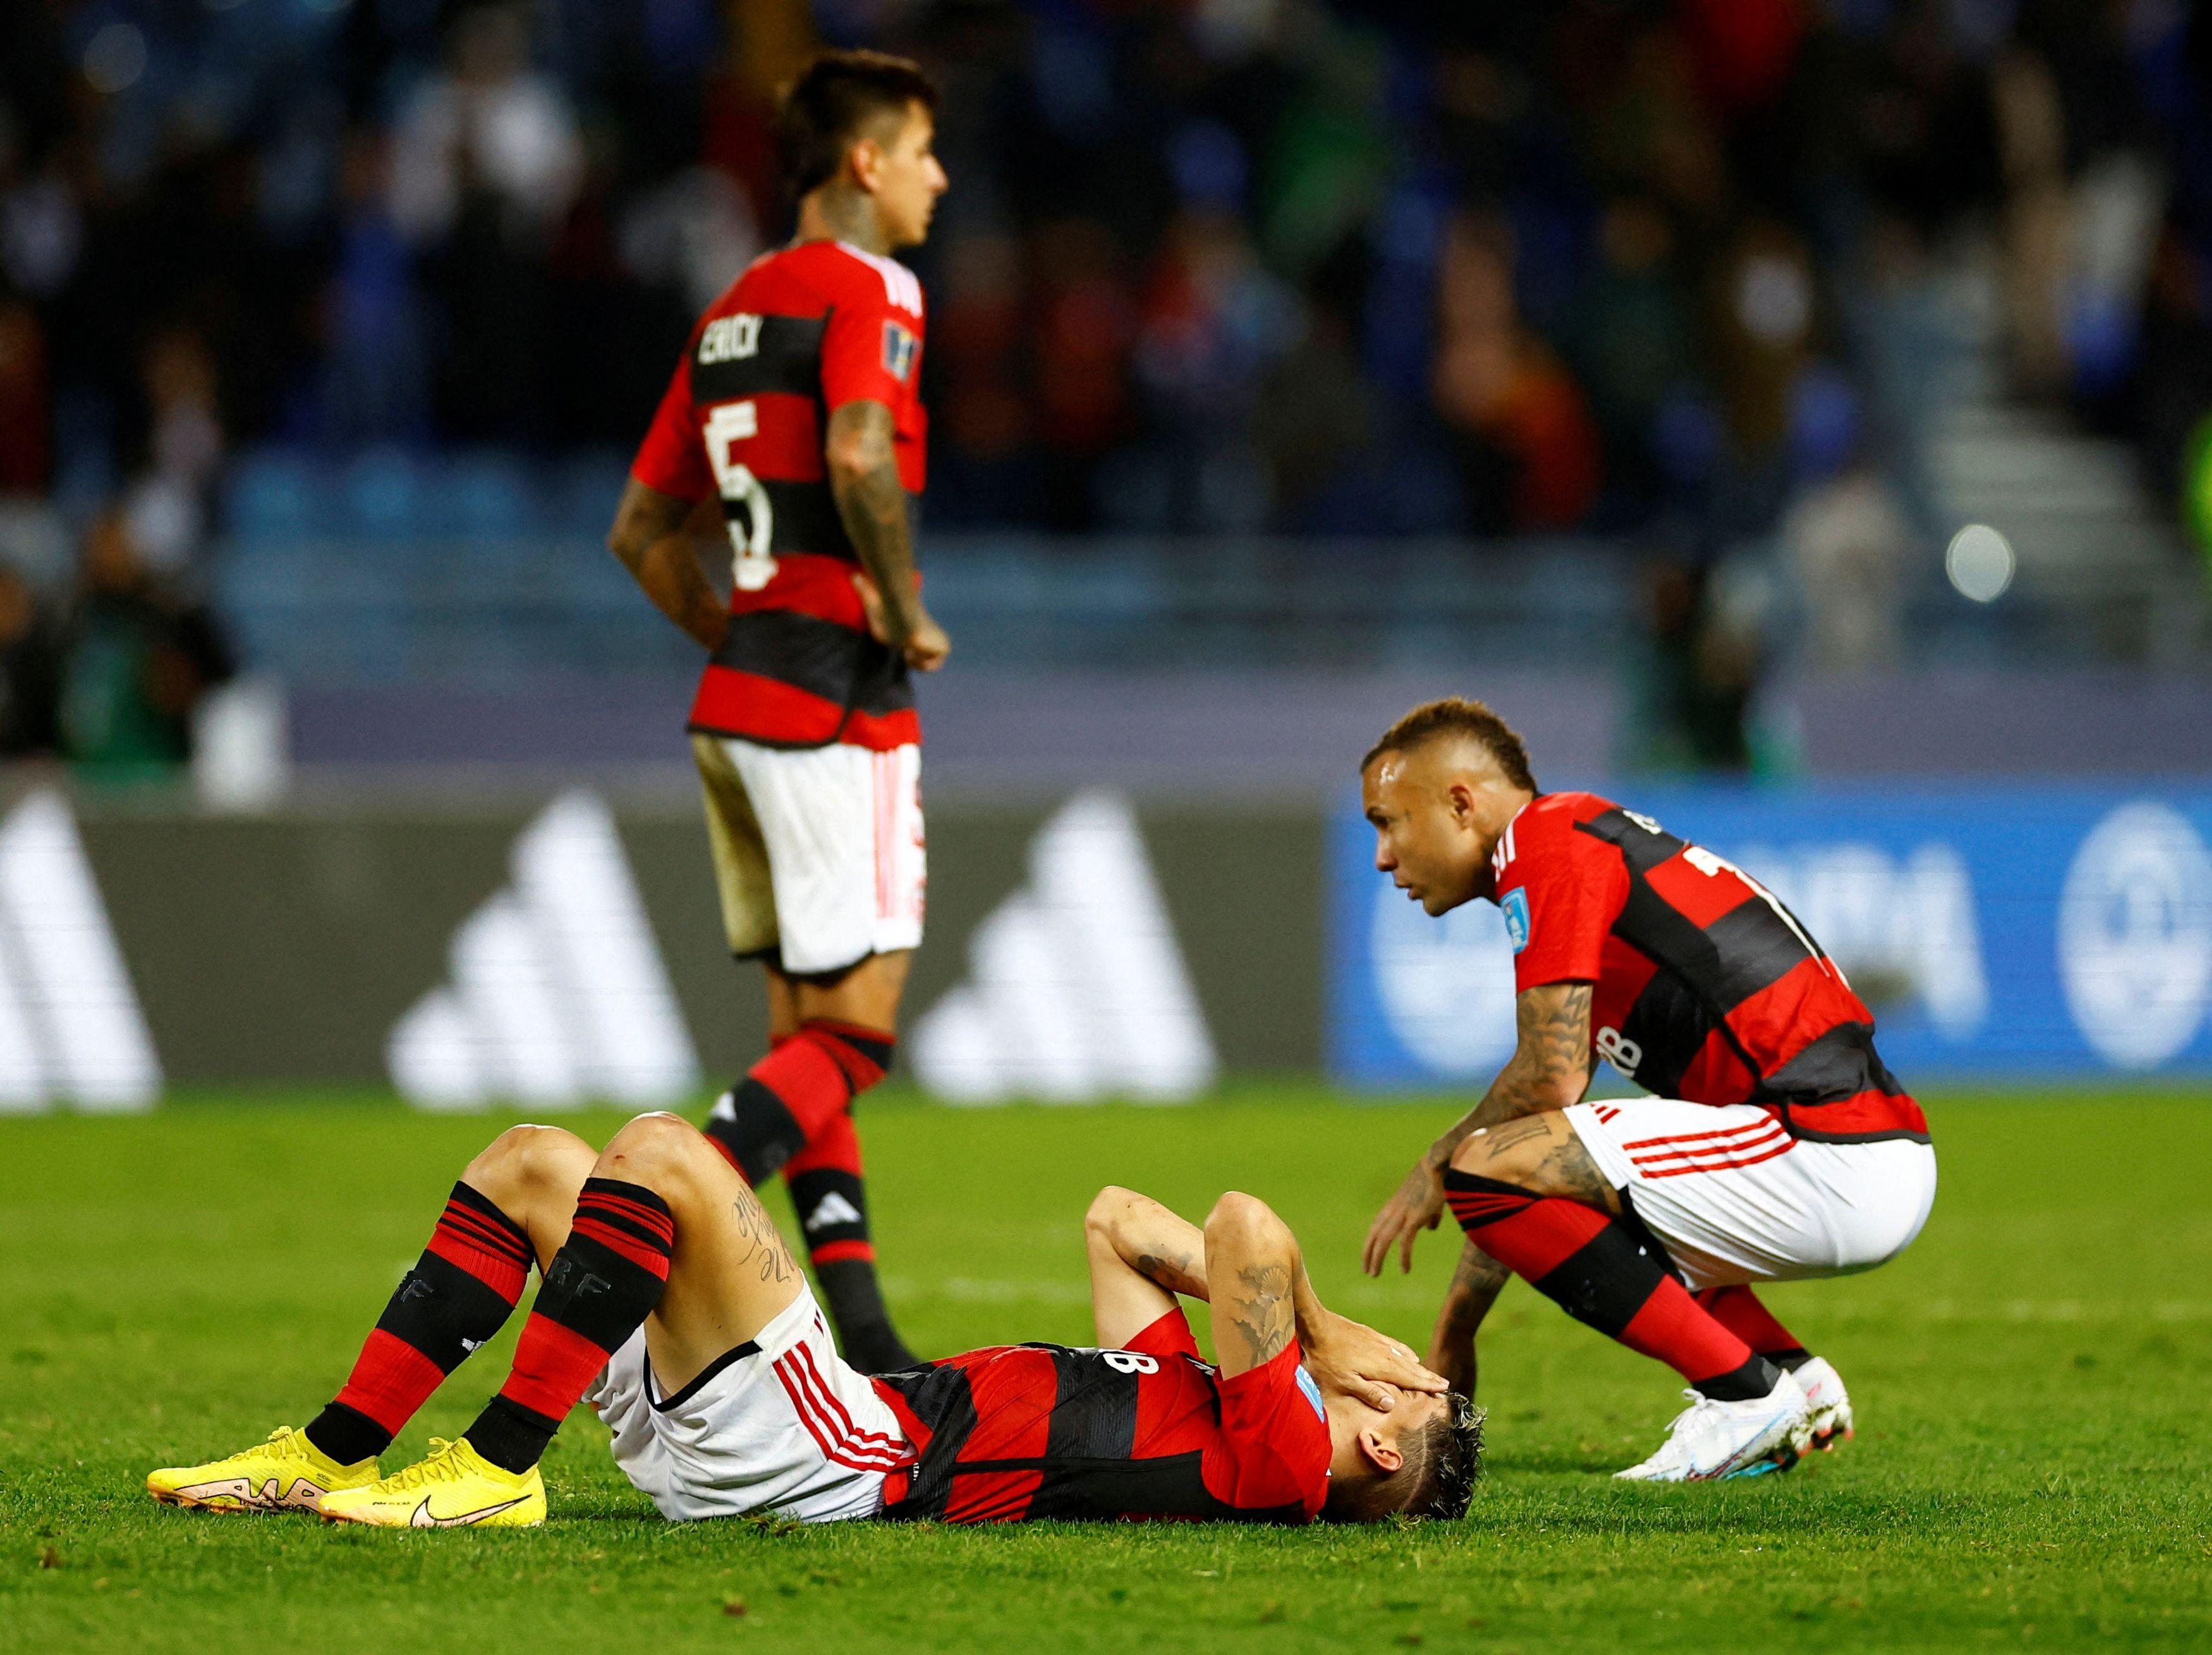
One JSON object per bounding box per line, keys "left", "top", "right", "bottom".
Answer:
{"left": 823, "top": 429, "right": 887, "bottom": 486}
{"left": 1085, "top": 1185, "right": 1138, "bottom": 1241}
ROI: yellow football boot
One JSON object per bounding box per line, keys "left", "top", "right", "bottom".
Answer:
{"left": 318, "top": 1436, "right": 545, "bottom": 1529}
{"left": 147, "top": 1426, "right": 378, "bottom": 1514}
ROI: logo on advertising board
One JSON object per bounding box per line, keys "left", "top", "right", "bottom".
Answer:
{"left": 2055, "top": 801, "right": 2212, "bottom": 1068}
{"left": 387, "top": 792, "right": 698, "bottom": 1110}
{"left": 911, "top": 790, "right": 1217, "bottom": 1103}
{"left": 0, "top": 789, "right": 161, "bottom": 1111}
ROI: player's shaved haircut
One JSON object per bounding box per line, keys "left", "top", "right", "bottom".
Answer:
{"left": 775, "top": 49, "right": 940, "bottom": 199}
{"left": 1322, "top": 1393, "right": 1484, "bottom": 1523}
{"left": 1362, "top": 697, "right": 1537, "bottom": 793}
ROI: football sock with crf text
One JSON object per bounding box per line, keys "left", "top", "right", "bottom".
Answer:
{"left": 784, "top": 1113, "right": 915, "bottom": 1372}
{"left": 703, "top": 1020, "right": 896, "bottom": 1184}
{"left": 1694, "top": 1285, "right": 1813, "bottom": 1371}
{"left": 306, "top": 1182, "right": 535, "bottom": 1468}
{"left": 1442, "top": 1169, "right": 1780, "bottom": 1403}
{"left": 465, "top": 1178, "right": 675, "bottom": 1475}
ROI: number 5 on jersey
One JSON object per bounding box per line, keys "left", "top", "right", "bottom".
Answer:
{"left": 704, "top": 401, "right": 777, "bottom": 592}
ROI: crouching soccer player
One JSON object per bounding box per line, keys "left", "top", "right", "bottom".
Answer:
{"left": 147, "top": 1115, "right": 1478, "bottom": 1527}
{"left": 1357, "top": 698, "right": 1938, "bottom": 1483}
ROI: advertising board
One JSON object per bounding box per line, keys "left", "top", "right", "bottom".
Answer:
{"left": 1329, "top": 785, "right": 2212, "bottom": 1088}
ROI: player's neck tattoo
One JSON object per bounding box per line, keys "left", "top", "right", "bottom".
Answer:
{"left": 806, "top": 185, "right": 890, "bottom": 255}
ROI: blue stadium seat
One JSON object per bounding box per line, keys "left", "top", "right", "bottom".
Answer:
{"left": 342, "top": 448, "right": 427, "bottom": 539}
{"left": 226, "top": 449, "right": 324, "bottom": 544}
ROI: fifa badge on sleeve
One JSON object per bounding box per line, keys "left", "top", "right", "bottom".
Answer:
{"left": 883, "top": 321, "right": 918, "bottom": 381}
{"left": 1502, "top": 888, "right": 1531, "bottom": 953}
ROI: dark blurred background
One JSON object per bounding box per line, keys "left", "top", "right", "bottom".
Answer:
{"left": 3, "top": 0, "right": 2211, "bottom": 797}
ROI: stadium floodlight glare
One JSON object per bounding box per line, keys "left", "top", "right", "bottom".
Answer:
{"left": 1945, "top": 523, "right": 2015, "bottom": 604}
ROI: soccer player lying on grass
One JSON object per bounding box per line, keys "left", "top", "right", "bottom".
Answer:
{"left": 148, "top": 1115, "right": 1480, "bottom": 1527}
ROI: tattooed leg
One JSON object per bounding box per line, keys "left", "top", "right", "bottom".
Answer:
{"left": 1448, "top": 1111, "right": 1620, "bottom": 1214}
{"left": 1440, "top": 1119, "right": 1771, "bottom": 1397}
{"left": 588, "top": 1112, "right": 810, "bottom": 1398}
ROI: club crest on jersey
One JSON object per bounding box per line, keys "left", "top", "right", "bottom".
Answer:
{"left": 1501, "top": 888, "right": 1531, "bottom": 953}
{"left": 882, "top": 321, "right": 918, "bottom": 381}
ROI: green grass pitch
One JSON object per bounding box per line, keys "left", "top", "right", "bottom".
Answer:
{"left": 4, "top": 1087, "right": 2209, "bottom": 1651}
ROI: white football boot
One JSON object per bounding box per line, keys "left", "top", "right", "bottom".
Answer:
{"left": 1615, "top": 1367, "right": 1811, "bottom": 1482}
{"left": 1792, "top": 1355, "right": 1854, "bottom": 1451}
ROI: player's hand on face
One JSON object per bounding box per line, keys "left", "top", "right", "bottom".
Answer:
{"left": 1306, "top": 1310, "right": 1447, "bottom": 1410}
{"left": 1363, "top": 1153, "right": 1446, "bottom": 1278}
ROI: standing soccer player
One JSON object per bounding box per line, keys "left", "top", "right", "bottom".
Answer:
{"left": 1357, "top": 698, "right": 1938, "bottom": 1482}
{"left": 604, "top": 51, "right": 949, "bottom": 1372}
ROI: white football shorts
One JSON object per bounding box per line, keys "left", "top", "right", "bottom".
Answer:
{"left": 1564, "top": 1098, "right": 1937, "bottom": 1292}
{"left": 691, "top": 734, "right": 925, "bottom": 977}
{"left": 586, "top": 1284, "right": 915, "bottom": 1524}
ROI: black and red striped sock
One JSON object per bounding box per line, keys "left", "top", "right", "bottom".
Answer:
{"left": 465, "top": 1178, "right": 675, "bottom": 1475}
{"left": 703, "top": 1021, "right": 894, "bottom": 1184}
{"left": 1443, "top": 1168, "right": 1777, "bottom": 1401}
{"left": 306, "top": 1182, "right": 535, "bottom": 1467}
{"left": 785, "top": 1112, "right": 915, "bottom": 1372}
{"left": 1695, "top": 1285, "right": 1812, "bottom": 1371}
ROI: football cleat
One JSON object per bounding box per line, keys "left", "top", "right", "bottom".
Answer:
{"left": 147, "top": 1426, "right": 378, "bottom": 1514}
{"left": 1793, "top": 1355, "right": 1854, "bottom": 1451}
{"left": 318, "top": 1436, "right": 545, "bottom": 1529}
{"left": 1614, "top": 1367, "right": 1811, "bottom": 1483}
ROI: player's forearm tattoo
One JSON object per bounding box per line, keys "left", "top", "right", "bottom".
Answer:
{"left": 728, "top": 1186, "right": 796, "bottom": 1285}
{"left": 607, "top": 480, "right": 726, "bottom": 649}
{"left": 1228, "top": 1262, "right": 1294, "bottom": 1366}
{"left": 1434, "top": 984, "right": 1594, "bottom": 1156}
{"left": 1134, "top": 1250, "right": 1205, "bottom": 1299}
{"left": 1439, "top": 1241, "right": 1510, "bottom": 1334}
{"left": 826, "top": 401, "right": 922, "bottom": 640}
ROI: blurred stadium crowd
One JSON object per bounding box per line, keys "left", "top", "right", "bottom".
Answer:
{"left": 0, "top": 0, "right": 2208, "bottom": 776}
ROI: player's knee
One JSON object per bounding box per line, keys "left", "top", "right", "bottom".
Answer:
{"left": 596, "top": 1111, "right": 718, "bottom": 1192}
{"left": 464, "top": 1123, "right": 593, "bottom": 1209}
{"left": 1448, "top": 1126, "right": 1538, "bottom": 1184}
{"left": 1204, "top": 1190, "right": 1284, "bottom": 1248}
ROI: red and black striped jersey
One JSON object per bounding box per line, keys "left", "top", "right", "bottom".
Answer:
{"left": 1496, "top": 791, "right": 1929, "bottom": 1144}
{"left": 629, "top": 239, "right": 928, "bottom": 751}
{"left": 867, "top": 1308, "right": 1331, "bottom": 1525}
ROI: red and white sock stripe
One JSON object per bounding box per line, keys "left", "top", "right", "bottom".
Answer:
{"left": 773, "top": 1334, "right": 913, "bottom": 1474}
{"left": 1622, "top": 1115, "right": 1793, "bottom": 1180}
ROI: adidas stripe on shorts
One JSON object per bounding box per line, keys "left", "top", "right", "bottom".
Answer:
{"left": 692, "top": 735, "right": 924, "bottom": 977}
{"left": 587, "top": 1284, "right": 913, "bottom": 1523}
{"left": 1564, "top": 1098, "right": 1937, "bottom": 1292}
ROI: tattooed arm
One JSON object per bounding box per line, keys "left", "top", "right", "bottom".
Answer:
{"left": 1362, "top": 981, "right": 1595, "bottom": 1276}
{"left": 1084, "top": 1185, "right": 1201, "bottom": 1347}
{"left": 606, "top": 478, "right": 731, "bottom": 650}
{"left": 1200, "top": 1193, "right": 1301, "bottom": 1379}
{"left": 1084, "top": 1185, "right": 1445, "bottom": 1403}
{"left": 823, "top": 400, "right": 949, "bottom": 671}
{"left": 1425, "top": 1240, "right": 1512, "bottom": 1397}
